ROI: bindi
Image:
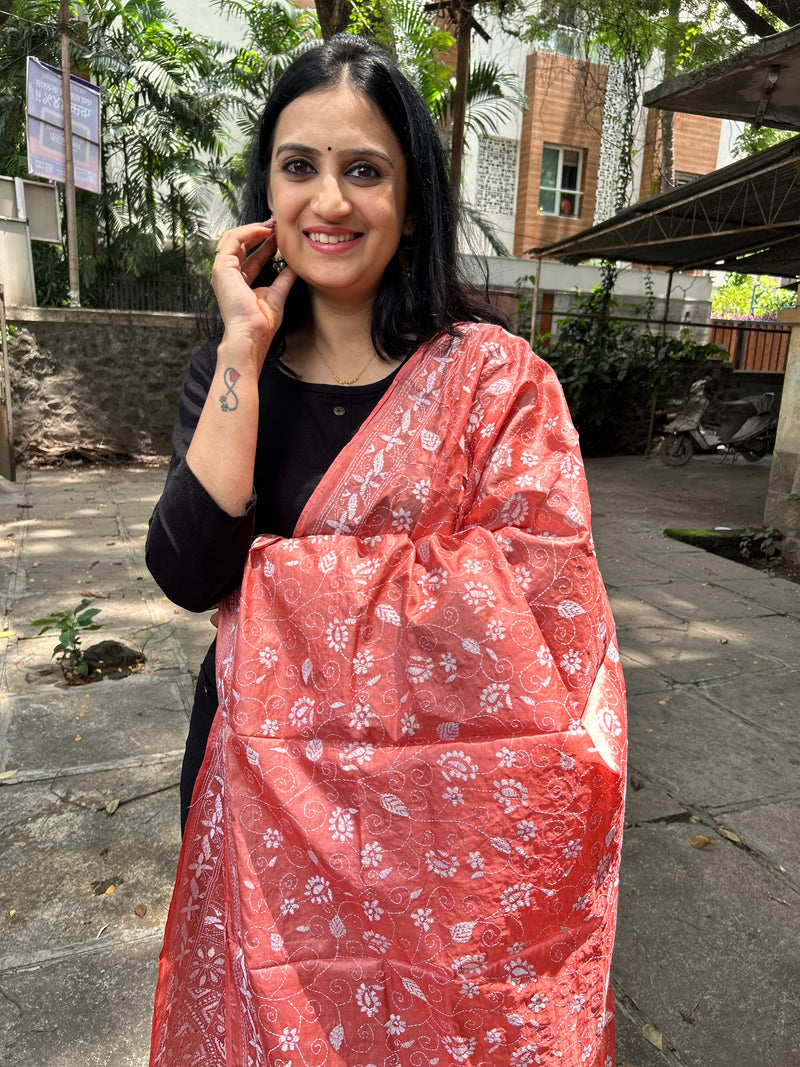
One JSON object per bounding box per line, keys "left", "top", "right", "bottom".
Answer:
{"left": 327, "top": 146, "right": 332, "bottom": 151}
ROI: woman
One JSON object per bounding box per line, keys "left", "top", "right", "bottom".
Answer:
{"left": 148, "top": 35, "right": 626, "bottom": 1067}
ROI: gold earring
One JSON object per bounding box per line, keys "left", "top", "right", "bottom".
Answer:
{"left": 273, "top": 247, "right": 286, "bottom": 271}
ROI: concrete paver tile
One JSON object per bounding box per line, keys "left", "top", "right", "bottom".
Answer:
{"left": 614, "top": 821, "right": 800, "bottom": 1067}
{"left": 0, "top": 932, "right": 160, "bottom": 1067}
{"left": 626, "top": 687, "right": 798, "bottom": 809}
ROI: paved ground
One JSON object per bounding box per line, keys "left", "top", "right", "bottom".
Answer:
{"left": 0, "top": 454, "right": 797, "bottom": 1066}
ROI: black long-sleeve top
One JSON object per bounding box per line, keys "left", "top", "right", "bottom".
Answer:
{"left": 146, "top": 338, "right": 398, "bottom": 824}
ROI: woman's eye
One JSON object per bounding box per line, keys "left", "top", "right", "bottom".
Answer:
{"left": 348, "top": 162, "right": 381, "bottom": 180}
{"left": 282, "top": 158, "right": 314, "bottom": 176}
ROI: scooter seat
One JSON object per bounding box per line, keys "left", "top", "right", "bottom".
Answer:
{"left": 720, "top": 394, "right": 772, "bottom": 417}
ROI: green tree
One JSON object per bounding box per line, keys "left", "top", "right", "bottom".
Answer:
{"left": 712, "top": 272, "right": 796, "bottom": 318}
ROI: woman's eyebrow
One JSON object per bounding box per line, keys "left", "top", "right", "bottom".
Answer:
{"left": 274, "top": 142, "right": 394, "bottom": 166}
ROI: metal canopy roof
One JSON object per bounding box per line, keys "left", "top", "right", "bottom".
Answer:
{"left": 530, "top": 134, "right": 800, "bottom": 276}
{"left": 642, "top": 23, "right": 800, "bottom": 130}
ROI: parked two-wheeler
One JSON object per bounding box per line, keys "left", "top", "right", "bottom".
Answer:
{"left": 660, "top": 365, "right": 778, "bottom": 467}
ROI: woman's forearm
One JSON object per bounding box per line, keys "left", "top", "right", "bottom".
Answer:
{"left": 185, "top": 334, "right": 264, "bottom": 517}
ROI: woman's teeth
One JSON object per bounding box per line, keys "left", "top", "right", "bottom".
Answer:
{"left": 307, "top": 232, "right": 357, "bottom": 244}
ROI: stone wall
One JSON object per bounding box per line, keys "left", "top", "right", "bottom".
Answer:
{"left": 6, "top": 307, "right": 207, "bottom": 463}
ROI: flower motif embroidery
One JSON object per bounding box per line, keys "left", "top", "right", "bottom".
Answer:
{"left": 463, "top": 581, "right": 496, "bottom": 611}
{"left": 437, "top": 750, "right": 478, "bottom": 782}
{"left": 288, "top": 696, "right": 315, "bottom": 729}
{"left": 362, "top": 898, "right": 384, "bottom": 922}
{"left": 528, "top": 992, "right": 548, "bottom": 1013}
{"left": 494, "top": 778, "right": 529, "bottom": 814}
{"left": 560, "top": 649, "right": 583, "bottom": 675}
{"left": 278, "top": 1027, "right": 299, "bottom": 1051}
{"left": 444, "top": 1036, "right": 476, "bottom": 1062}
{"left": 361, "top": 842, "right": 383, "bottom": 868}
{"left": 401, "top": 712, "right": 420, "bottom": 736}
{"left": 353, "top": 650, "right": 375, "bottom": 675}
{"left": 411, "top": 907, "right": 434, "bottom": 931}
{"left": 257, "top": 647, "right": 278, "bottom": 667}
{"left": 504, "top": 957, "right": 537, "bottom": 987}
{"left": 328, "top": 807, "right": 356, "bottom": 843}
{"left": 501, "top": 883, "right": 533, "bottom": 913}
{"left": 326, "top": 619, "right": 350, "bottom": 653}
{"left": 516, "top": 819, "right": 537, "bottom": 842}
{"left": 304, "top": 876, "right": 332, "bottom": 904}
{"left": 355, "top": 983, "right": 381, "bottom": 1016}
{"left": 452, "top": 954, "right": 486, "bottom": 980}
{"left": 424, "top": 849, "right": 459, "bottom": 878}
{"left": 385, "top": 1014, "right": 406, "bottom": 1035}
{"left": 339, "top": 742, "right": 374, "bottom": 770}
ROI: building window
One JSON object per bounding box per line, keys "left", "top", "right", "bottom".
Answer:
{"left": 675, "top": 171, "right": 702, "bottom": 187}
{"left": 539, "top": 145, "right": 583, "bottom": 217}
{"left": 476, "top": 136, "right": 519, "bottom": 216}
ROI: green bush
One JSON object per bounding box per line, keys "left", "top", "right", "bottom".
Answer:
{"left": 539, "top": 287, "right": 724, "bottom": 455}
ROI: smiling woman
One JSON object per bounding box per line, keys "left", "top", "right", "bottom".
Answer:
{"left": 146, "top": 33, "right": 626, "bottom": 1067}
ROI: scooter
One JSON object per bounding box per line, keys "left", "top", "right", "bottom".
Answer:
{"left": 660, "top": 364, "right": 778, "bottom": 467}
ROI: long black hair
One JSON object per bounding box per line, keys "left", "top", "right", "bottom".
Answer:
{"left": 242, "top": 34, "right": 505, "bottom": 360}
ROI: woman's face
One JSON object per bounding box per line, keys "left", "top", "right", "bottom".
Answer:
{"left": 267, "top": 83, "right": 413, "bottom": 308}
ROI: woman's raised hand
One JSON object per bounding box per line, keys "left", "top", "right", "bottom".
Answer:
{"left": 211, "top": 221, "right": 297, "bottom": 370}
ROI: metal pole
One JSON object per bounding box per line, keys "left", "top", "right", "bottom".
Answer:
{"left": 60, "top": 0, "right": 80, "bottom": 307}
{"left": 645, "top": 267, "right": 675, "bottom": 459}
{"left": 529, "top": 255, "right": 542, "bottom": 350}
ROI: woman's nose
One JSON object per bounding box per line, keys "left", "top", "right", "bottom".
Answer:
{"left": 313, "top": 173, "right": 350, "bottom": 217}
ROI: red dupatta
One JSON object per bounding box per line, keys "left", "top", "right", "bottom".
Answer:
{"left": 150, "top": 323, "right": 626, "bottom": 1067}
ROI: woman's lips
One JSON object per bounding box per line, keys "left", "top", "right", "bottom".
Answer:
{"left": 303, "top": 230, "right": 363, "bottom": 252}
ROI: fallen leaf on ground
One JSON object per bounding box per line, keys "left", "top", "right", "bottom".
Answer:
{"left": 92, "top": 877, "right": 123, "bottom": 896}
{"left": 642, "top": 1023, "right": 667, "bottom": 1051}
{"left": 691, "top": 835, "right": 712, "bottom": 849}
{"left": 630, "top": 776, "right": 645, "bottom": 790}
{"left": 105, "top": 799, "right": 120, "bottom": 815}
{"left": 8, "top": 909, "right": 16, "bottom": 917}
{"left": 134, "top": 904, "right": 148, "bottom": 918}
{"left": 0, "top": 629, "right": 16, "bottom": 639}
{"left": 717, "top": 827, "right": 741, "bottom": 844}
{"left": 0, "top": 769, "right": 19, "bottom": 781}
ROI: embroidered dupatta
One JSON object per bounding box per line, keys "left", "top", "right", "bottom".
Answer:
{"left": 150, "top": 323, "right": 626, "bottom": 1067}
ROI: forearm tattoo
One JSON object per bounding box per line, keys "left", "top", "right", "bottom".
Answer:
{"left": 219, "top": 367, "right": 241, "bottom": 412}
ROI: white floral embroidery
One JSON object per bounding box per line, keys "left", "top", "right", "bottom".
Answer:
{"left": 411, "top": 907, "right": 433, "bottom": 931}
{"left": 443, "top": 786, "right": 464, "bottom": 805}
{"left": 361, "top": 842, "right": 383, "bottom": 868}
{"left": 329, "top": 807, "right": 356, "bottom": 843}
{"left": 257, "top": 647, "right": 278, "bottom": 667}
{"left": 486, "top": 618, "right": 507, "bottom": 641}
{"left": 501, "top": 883, "right": 533, "bottom": 913}
{"left": 304, "top": 876, "right": 332, "bottom": 904}
{"left": 462, "top": 581, "right": 496, "bottom": 611}
{"left": 560, "top": 649, "right": 583, "bottom": 674}
{"left": 363, "top": 898, "right": 384, "bottom": 922}
{"left": 363, "top": 930, "right": 391, "bottom": 953}
{"left": 528, "top": 992, "right": 548, "bottom": 1013}
{"left": 562, "top": 838, "right": 581, "bottom": 859}
{"left": 349, "top": 702, "right": 373, "bottom": 729}
{"left": 407, "top": 655, "right": 434, "bottom": 683}
{"left": 504, "top": 957, "right": 537, "bottom": 986}
{"left": 355, "top": 983, "right": 381, "bottom": 1016}
{"left": 438, "top": 750, "right": 478, "bottom": 781}
{"left": 439, "top": 652, "right": 457, "bottom": 675}
{"left": 452, "top": 954, "right": 486, "bottom": 980}
{"left": 385, "top": 1014, "right": 406, "bottom": 1035}
{"left": 511, "top": 1046, "right": 541, "bottom": 1066}
{"left": 339, "top": 742, "right": 374, "bottom": 770}
{"left": 263, "top": 828, "right": 282, "bottom": 848}
{"left": 411, "top": 479, "right": 430, "bottom": 502}
{"left": 288, "top": 696, "right": 315, "bottom": 729}
{"left": 278, "top": 1027, "right": 299, "bottom": 1051}
{"left": 279, "top": 897, "right": 299, "bottom": 916}
{"left": 444, "top": 1036, "right": 476, "bottom": 1062}
{"left": 353, "top": 650, "right": 374, "bottom": 675}
{"left": 392, "top": 507, "right": 413, "bottom": 531}
{"left": 496, "top": 746, "right": 516, "bottom": 768}
{"left": 399, "top": 711, "right": 420, "bottom": 737}
{"left": 326, "top": 619, "right": 350, "bottom": 653}
{"left": 494, "top": 778, "right": 529, "bottom": 814}
{"left": 424, "top": 849, "right": 459, "bottom": 878}
{"left": 517, "top": 819, "right": 537, "bottom": 842}
{"left": 480, "top": 682, "right": 512, "bottom": 713}
{"left": 421, "top": 567, "right": 447, "bottom": 594}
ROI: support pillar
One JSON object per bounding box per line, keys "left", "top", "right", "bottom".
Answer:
{"left": 764, "top": 307, "right": 800, "bottom": 562}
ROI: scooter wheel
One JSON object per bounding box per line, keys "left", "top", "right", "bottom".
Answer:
{"left": 660, "top": 433, "right": 693, "bottom": 467}
{"left": 741, "top": 448, "right": 765, "bottom": 463}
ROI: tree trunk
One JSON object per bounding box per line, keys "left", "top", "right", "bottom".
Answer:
{"left": 449, "top": 2, "right": 472, "bottom": 198}
{"left": 315, "top": 0, "right": 352, "bottom": 39}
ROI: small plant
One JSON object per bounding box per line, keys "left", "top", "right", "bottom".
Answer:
{"left": 32, "top": 599, "right": 102, "bottom": 679}
{"left": 739, "top": 527, "right": 782, "bottom": 560}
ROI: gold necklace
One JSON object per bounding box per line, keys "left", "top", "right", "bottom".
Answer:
{"left": 315, "top": 345, "right": 376, "bottom": 386}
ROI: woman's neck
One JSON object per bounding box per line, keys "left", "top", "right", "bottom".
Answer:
{"left": 282, "top": 290, "right": 400, "bottom": 386}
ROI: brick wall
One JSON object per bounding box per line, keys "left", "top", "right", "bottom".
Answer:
{"left": 639, "top": 110, "right": 723, "bottom": 198}
{"left": 515, "top": 52, "right": 607, "bottom": 257}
